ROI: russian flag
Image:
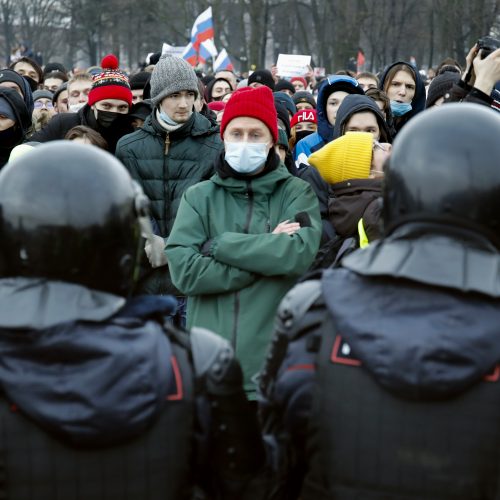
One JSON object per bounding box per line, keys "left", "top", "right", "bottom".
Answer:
{"left": 182, "top": 42, "right": 198, "bottom": 67}
{"left": 190, "top": 7, "right": 214, "bottom": 52}
{"left": 198, "top": 39, "right": 218, "bottom": 65}
{"left": 213, "top": 49, "right": 234, "bottom": 72}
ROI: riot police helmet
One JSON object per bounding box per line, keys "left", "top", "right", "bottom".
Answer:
{"left": 0, "top": 141, "right": 148, "bottom": 295}
{"left": 383, "top": 103, "right": 500, "bottom": 248}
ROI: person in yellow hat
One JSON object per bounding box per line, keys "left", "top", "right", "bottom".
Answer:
{"left": 307, "top": 131, "right": 391, "bottom": 268}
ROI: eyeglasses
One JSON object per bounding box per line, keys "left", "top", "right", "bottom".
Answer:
{"left": 34, "top": 101, "right": 54, "bottom": 109}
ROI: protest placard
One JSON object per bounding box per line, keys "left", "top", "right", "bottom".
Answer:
{"left": 276, "top": 54, "right": 311, "bottom": 78}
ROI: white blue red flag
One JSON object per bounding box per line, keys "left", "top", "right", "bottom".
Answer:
{"left": 213, "top": 49, "right": 234, "bottom": 72}
{"left": 190, "top": 7, "right": 214, "bottom": 52}
{"left": 198, "top": 39, "right": 218, "bottom": 64}
{"left": 182, "top": 42, "right": 198, "bottom": 66}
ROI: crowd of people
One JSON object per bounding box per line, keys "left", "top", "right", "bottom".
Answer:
{"left": 1, "top": 40, "right": 500, "bottom": 498}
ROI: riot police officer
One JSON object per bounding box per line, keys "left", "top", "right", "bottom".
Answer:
{"left": 0, "top": 141, "right": 268, "bottom": 499}
{"left": 259, "top": 103, "right": 500, "bottom": 499}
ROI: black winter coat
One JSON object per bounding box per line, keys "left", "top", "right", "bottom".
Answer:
{"left": 115, "top": 111, "right": 224, "bottom": 295}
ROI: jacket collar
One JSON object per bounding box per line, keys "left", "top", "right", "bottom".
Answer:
{"left": 143, "top": 109, "right": 219, "bottom": 138}
{"left": 212, "top": 152, "right": 291, "bottom": 195}
{"left": 341, "top": 223, "right": 500, "bottom": 297}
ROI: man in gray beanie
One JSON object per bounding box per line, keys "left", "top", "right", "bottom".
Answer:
{"left": 31, "top": 89, "right": 56, "bottom": 132}
{"left": 115, "top": 55, "right": 223, "bottom": 325}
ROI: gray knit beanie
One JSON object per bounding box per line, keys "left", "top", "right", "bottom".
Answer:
{"left": 150, "top": 54, "right": 199, "bottom": 106}
{"left": 33, "top": 89, "right": 54, "bottom": 101}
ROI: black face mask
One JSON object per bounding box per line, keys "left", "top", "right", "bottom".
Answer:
{"left": 0, "top": 126, "right": 21, "bottom": 149}
{"left": 295, "top": 130, "right": 315, "bottom": 142}
{"left": 95, "top": 110, "right": 129, "bottom": 130}
{"left": 22, "top": 75, "right": 38, "bottom": 92}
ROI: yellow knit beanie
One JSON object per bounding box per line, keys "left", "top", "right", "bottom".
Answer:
{"left": 308, "top": 132, "right": 373, "bottom": 184}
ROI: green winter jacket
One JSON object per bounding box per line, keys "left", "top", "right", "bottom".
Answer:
{"left": 115, "top": 111, "right": 224, "bottom": 295}
{"left": 166, "top": 160, "right": 322, "bottom": 396}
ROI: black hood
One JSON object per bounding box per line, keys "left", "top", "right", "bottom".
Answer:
{"left": 322, "top": 227, "right": 500, "bottom": 401}
{"left": 0, "top": 68, "right": 34, "bottom": 114}
{"left": 0, "top": 87, "right": 31, "bottom": 134}
{"left": 0, "top": 278, "right": 177, "bottom": 446}
{"left": 379, "top": 61, "right": 426, "bottom": 118}
{"left": 333, "top": 94, "right": 391, "bottom": 142}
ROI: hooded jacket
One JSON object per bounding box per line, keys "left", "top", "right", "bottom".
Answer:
{"left": 332, "top": 94, "right": 392, "bottom": 142}
{"left": 0, "top": 278, "right": 177, "bottom": 446}
{"left": 116, "top": 111, "right": 224, "bottom": 296}
{"left": 378, "top": 61, "right": 426, "bottom": 135}
{"left": 261, "top": 223, "right": 500, "bottom": 499}
{"left": 166, "top": 153, "right": 321, "bottom": 396}
{"left": 0, "top": 278, "right": 200, "bottom": 499}
{"left": 294, "top": 76, "right": 364, "bottom": 163}
{"left": 0, "top": 68, "right": 34, "bottom": 114}
{"left": 0, "top": 87, "right": 31, "bottom": 168}
{"left": 328, "top": 178, "right": 382, "bottom": 240}
{"left": 0, "top": 277, "right": 271, "bottom": 499}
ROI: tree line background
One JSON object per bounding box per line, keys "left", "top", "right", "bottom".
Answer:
{"left": 1, "top": 0, "right": 500, "bottom": 73}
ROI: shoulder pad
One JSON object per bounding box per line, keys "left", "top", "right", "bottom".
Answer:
{"left": 190, "top": 326, "right": 232, "bottom": 378}
{"left": 277, "top": 279, "right": 323, "bottom": 340}
{"left": 190, "top": 327, "right": 243, "bottom": 395}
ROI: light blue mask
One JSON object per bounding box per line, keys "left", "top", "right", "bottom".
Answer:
{"left": 224, "top": 141, "right": 269, "bottom": 175}
{"left": 390, "top": 101, "right": 412, "bottom": 117}
{"left": 159, "top": 109, "right": 180, "bottom": 125}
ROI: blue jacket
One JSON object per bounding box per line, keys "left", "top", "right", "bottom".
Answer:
{"left": 260, "top": 225, "right": 500, "bottom": 498}
{"left": 0, "top": 278, "right": 177, "bottom": 445}
{"left": 294, "top": 75, "right": 363, "bottom": 162}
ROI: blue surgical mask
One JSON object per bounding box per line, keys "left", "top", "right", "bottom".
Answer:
{"left": 224, "top": 141, "right": 269, "bottom": 174}
{"left": 159, "top": 109, "right": 180, "bottom": 125}
{"left": 390, "top": 101, "right": 412, "bottom": 117}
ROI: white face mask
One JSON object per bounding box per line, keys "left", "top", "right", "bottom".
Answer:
{"left": 69, "top": 102, "right": 85, "bottom": 113}
{"left": 224, "top": 141, "right": 269, "bottom": 174}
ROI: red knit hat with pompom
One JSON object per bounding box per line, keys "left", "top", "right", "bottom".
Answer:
{"left": 220, "top": 86, "right": 278, "bottom": 143}
{"left": 87, "top": 54, "right": 132, "bottom": 107}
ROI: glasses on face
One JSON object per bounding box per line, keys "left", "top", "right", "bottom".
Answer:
{"left": 34, "top": 101, "right": 54, "bottom": 109}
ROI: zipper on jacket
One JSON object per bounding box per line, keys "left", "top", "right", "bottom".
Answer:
{"left": 164, "top": 132, "right": 170, "bottom": 155}
{"left": 163, "top": 132, "right": 170, "bottom": 231}
{"left": 232, "top": 291, "right": 240, "bottom": 349}
{"left": 232, "top": 182, "right": 254, "bottom": 349}
{"left": 244, "top": 181, "right": 254, "bottom": 233}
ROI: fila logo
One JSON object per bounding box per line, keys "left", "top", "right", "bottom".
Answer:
{"left": 299, "top": 111, "right": 315, "bottom": 122}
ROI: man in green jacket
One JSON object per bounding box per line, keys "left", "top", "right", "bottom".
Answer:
{"left": 166, "top": 86, "right": 322, "bottom": 397}
{"left": 115, "top": 55, "right": 224, "bottom": 321}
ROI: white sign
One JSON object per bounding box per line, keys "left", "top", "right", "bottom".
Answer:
{"left": 162, "top": 43, "right": 186, "bottom": 58}
{"left": 276, "top": 54, "right": 311, "bottom": 78}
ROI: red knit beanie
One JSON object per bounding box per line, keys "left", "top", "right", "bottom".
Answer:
{"left": 87, "top": 54, "right": 132, "bottom": 108}
{"left": 290, "top": 109, "right": 317, "bottom": 128}
{"left": 220, "top": 86, "right": 278, "bottom": 143}
{"left": 291, "top": 76, "right": 308, "bottom": 88}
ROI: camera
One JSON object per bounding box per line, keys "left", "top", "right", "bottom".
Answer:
{"left": 478, "top": 36, "right": 500, "bottom": 59}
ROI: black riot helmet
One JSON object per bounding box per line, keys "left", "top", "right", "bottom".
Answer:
{"left": 383, "top": 103, "right": 500, "bottom": 248}
{"left": 0, "top": 141, "right": 148, "bottom": 296}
